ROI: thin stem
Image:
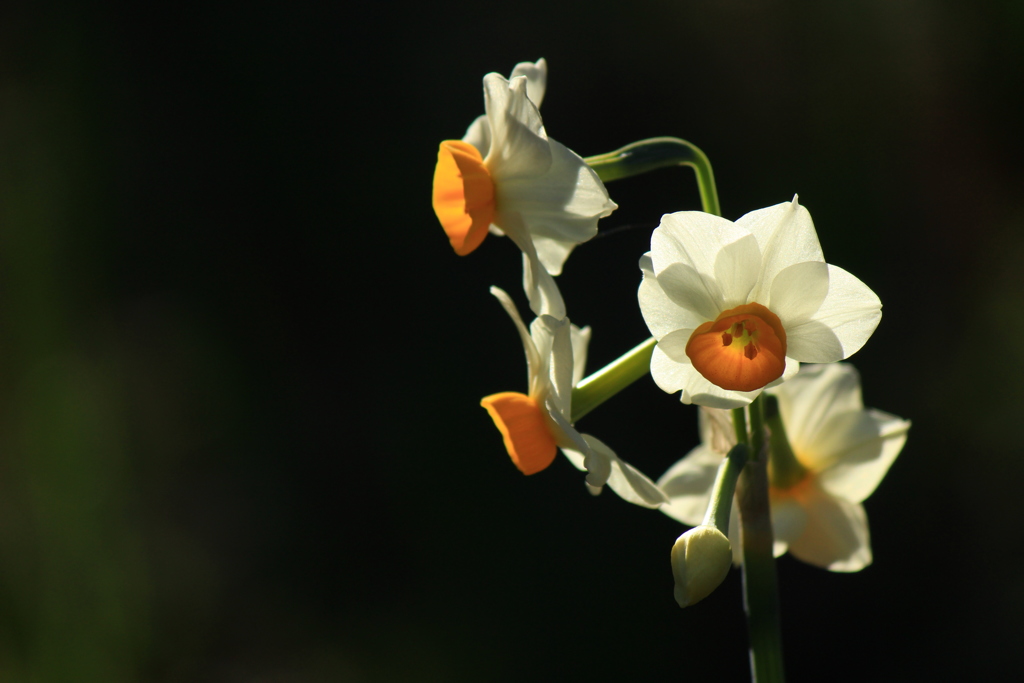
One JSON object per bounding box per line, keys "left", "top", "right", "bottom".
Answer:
{"left": 731, "top": 406, "right": 749, "bottom": 447}
{"left": 763, "top": 394, "right": 807, "bottom": 490}
{"left": 736, "top": 418, "right": 785, "bottom": 683}
{"left": 585, "top": 137, "right": 721, "bottom": 216}
{"left": 748, "top": 394, "right": 767, "bottom": 462}
{"left": 570, "top": 337, "right": 655, "bottom": 422}
{"left": 702, "top": 443, "right": 749, "bottom": 532}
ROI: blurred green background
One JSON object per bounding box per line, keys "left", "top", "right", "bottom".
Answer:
{"left": 0, "top": 0, "right": 1022, "bottom": 680}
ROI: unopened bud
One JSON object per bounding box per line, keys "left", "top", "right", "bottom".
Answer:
{"left": 671, "top": 525, "right": 733, "bottom": 608}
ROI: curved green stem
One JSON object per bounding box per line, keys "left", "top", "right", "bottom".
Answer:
{"left": 703, "top": 443, "right": 748, "bottom": 532}
{"left": 585, "top": 137, "right": 721, "bottom": 217}
{"left": 571, "top": 337, "right": 655, "bottom": 422}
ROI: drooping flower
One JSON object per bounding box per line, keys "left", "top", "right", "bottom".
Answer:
{"left": 638, "top": 198, "right": 881, "bottom": 408}
{"left": 658, "top": 363, "right": 910, "bottom": 571}
{"left": 433, "top": 66, "right": 617, "bottom": 317}
{"left": 480, "top": 287, "right": 667, "bottom": 508}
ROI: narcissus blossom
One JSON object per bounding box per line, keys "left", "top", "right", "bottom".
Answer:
{"left": 480, "top": 287, "right": 667, "bottom": 508}
{"left": 658, "top": 363, "right": 910, "bottom": 572}
{"left": 638, "top": 198, "right": 881, "bottom": 408}
{"left": 433, "top": 66, "right": 616, "bottom": 317}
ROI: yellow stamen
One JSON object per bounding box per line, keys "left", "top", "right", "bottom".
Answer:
{"left": 432, "top": 140, "right": 496, "bottom": 255}
{"left": 480, "top": 392, "right": 557, "bottom": 475}
{"left": 685, "top": 303, "right": 787, "bottom": 392}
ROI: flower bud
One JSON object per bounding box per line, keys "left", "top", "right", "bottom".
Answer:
{"left": 671, "top": 525, "right": 733, "bottom": 608}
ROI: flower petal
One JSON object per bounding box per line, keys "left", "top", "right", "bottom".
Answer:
{"left": 767, "top": 261, "right": 830, "bottom": 327}
{"left": 462, "top": 114, "right": 491, "bottom": 156}
{"left": 483, "top": 74, "right": 551, "bottom": 181}
{"left": 490, "top": 286, "right": 541, "bottom": 389}
{"left": 786, "top": 486, "right": 872, "bottom": 572}
{"left": 570, "top": 324, "right": 591, "bottom": 387}
{"left": 510, "top": 58, "right": 547, "bottom": 107}
{"left": 498, "top": 138, "right": 614, "bottom": 275}
{"left": 534, "top": 314, "right": 573, "bottom": 418}
{"left": 639, "top": 253, "right": 707, "bottom": 339}
{"left": 658, "top": 445, "right": 721, "bottom": 526}
{"left": 784, "top": 265, "right": 881, "bottom": 362}
{"left": 770, "top": 363, "right": 864, "bottom": 457}
{"left": 737, "top": 198, "right": 824, "bottom": 302}
{"left": 580, "top": 434, "right": 667, "bottom": 508}
{"left": 815, "top": 409, "right": 910, "bottom": 503}
{"left": 650, "top": 345, "right": 762, "bottom": 409}
{"left": 480, "top": 392, "right": 558, "bottom": 475}
{"left": 651, "top": 212, "right": 759, "bottom": 317}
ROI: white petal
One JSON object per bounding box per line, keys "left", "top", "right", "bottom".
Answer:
{"left": 510, "top": 58, "right": 547, "bottom": 107}
{"left": 652, "top": 328, "right": 694, "bottom": 363}
{"left": 784, "top": 265, "right": 882, "bottom": 362}
{"left": 536, "top": 315, "right": 573, "bottom": 418}
{"left": 483, "top": 74, "right": 551, "bottom": 181}
{"left": 767, "top": 261, "right": 830, "bottom": 327}
{"left": 638, "top": 253, "right": 707, "bottom": 339}
{"left": 651, "top": 212, "right": 758, "bottom": 315}
{"left": 462, "top": 114, "right": 491, "bottom": 156}
{"left": 658, "top": 445, "right": 721, "bottom": 526}
{"left": 786, "top": 486, "right": 872, "bottom": 572}
{"left": 583, "top": 434, "right": 668, "bottom": 508}
{"left": 737, "top": 198, "right": 824, "bottom": 302}
{"left": 771, "top": 363, "right": 864, "bottom": 457}
{"left": 570, "top": 324, "right": 591, "bottom": 387}
{"left": 498, "top": 138, "right": 614, "bottom": 275}
{"left": 514, "top": 238, "right": 565, "bottom": 319}
{"left": 650, "top": 345, "right": 762, "bottom": 408}
{"left": 816, "top": 409, "right": 910, "bottom": 503}
{"left": 489, "top": 286, "right": 542, "bottom": 389}
{"left": 767, "top": 493, "right": 808, "bottom": 551}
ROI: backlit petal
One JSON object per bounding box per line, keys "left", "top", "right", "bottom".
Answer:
{"left": 510, "top": 58, "right": 548, "bottom": 107}
{"left": 639, "top": 253, "right": 707, "bottom": 338}
{"left": 481, "top": 392, "right": 558, "bottom": 475}
{"left": 785, "top": 265, "right": 881, "bottom": 362}
{"left": 658, "top": 445, "right": 721, "bottom": 526}
{"left": 737, "top": 198, "right": 824, "bottom": 302}
{"left": 483, "top": 74, "right": 551, "bottom": 181}
{"left": 786, "top": 486, "right": 872, "bottom": 571}
{"left": 816, "top": 409, "right": 910, "bottom": 503}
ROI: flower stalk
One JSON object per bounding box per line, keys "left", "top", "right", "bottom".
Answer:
{"left": 585, "top": 137, "right": 721, "bottom": 217}
{"left": 734, "top": 395, "right": 785, "bottom": 683}
{"left": 571, "top": 337, "right": 655, "bottom": 422}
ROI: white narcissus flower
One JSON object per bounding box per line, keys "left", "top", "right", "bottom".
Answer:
{"left": 658, "top": 363, "right": 909, "bottom": 571}
{"left": 480, "top": 287, "right": 667, "bottom": 508}
{"left": 433, "top": 64, "right": 617, "bottom": 318}
{"left": 638, "top": 198, "right": 881, "bottom": 409}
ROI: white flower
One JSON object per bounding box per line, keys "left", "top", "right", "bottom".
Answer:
{"left": 480, "top": 287, "right": 667, "bottom": 508}
{"left": 433, "top": 64, "right": 617, "bottom": 317}
{"left": 463, "top": 59, "right": 548, "bottom": 156}
{"left": 658, "top": 363, "right": 909, "bottom": 572}
{"left": 638, "top": 198, "right": 881, "bottom": 408}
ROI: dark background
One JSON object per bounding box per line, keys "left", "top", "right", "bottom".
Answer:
{"left": 1, "top": 1, "right": 1022, "bottom": 680}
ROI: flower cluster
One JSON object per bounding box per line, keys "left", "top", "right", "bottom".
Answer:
{"left": 432, "top": 59, "right": 907, "bottom": 612}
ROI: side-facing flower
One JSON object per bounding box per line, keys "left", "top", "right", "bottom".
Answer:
{"left": 658, "top": 363, "right": 909, "bottom": 571}
{"left": 480, "top": 287, "right": 667, "bottom": 508}
{"left": 433, "top": 67, "right": 617, "bottom": 317}
{"left": 638, "top": 198, "right": 881, "bottom": 408}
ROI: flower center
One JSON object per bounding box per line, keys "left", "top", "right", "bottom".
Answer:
{"left": 685, "top": 302, "right": 787, "bottom": 392}
{"left": 432, "top": 140, "right": 496, "bottom": 256}
{"left": 480, "top": 392, "right": 557, "bottom": 475}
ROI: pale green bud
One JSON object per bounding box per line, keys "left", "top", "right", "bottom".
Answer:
{"left": 671, "top": 525, "right": 733, "bottom": 608}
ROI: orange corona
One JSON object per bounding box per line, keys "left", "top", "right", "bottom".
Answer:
{"left": 480, "top": 392, "right": 557, "bottom": 475}
{"left": 685, "top": 303, "right": 787, "bottom": 392}
{"left": 432, "top": 140, "right": 496, "bottom": 255}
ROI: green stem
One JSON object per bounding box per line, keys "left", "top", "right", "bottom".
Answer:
{"left": 570, "top": 337, "right": 655, "bottom": 422}
{"left": 585, "top": 137, "right": 721, "bottom": 217}
{"left": 702, "top": 443, "right": 748, "bottom": 532}
{"left": 737, "top": 458, "right": 785, "bottom": 683}
{"left": 735, "top": 395, "right": 785, "bottom": 683}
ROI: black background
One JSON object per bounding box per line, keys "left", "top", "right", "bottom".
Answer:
{"left": 1, "top": 1, "right": 1022, "bottom": 680}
